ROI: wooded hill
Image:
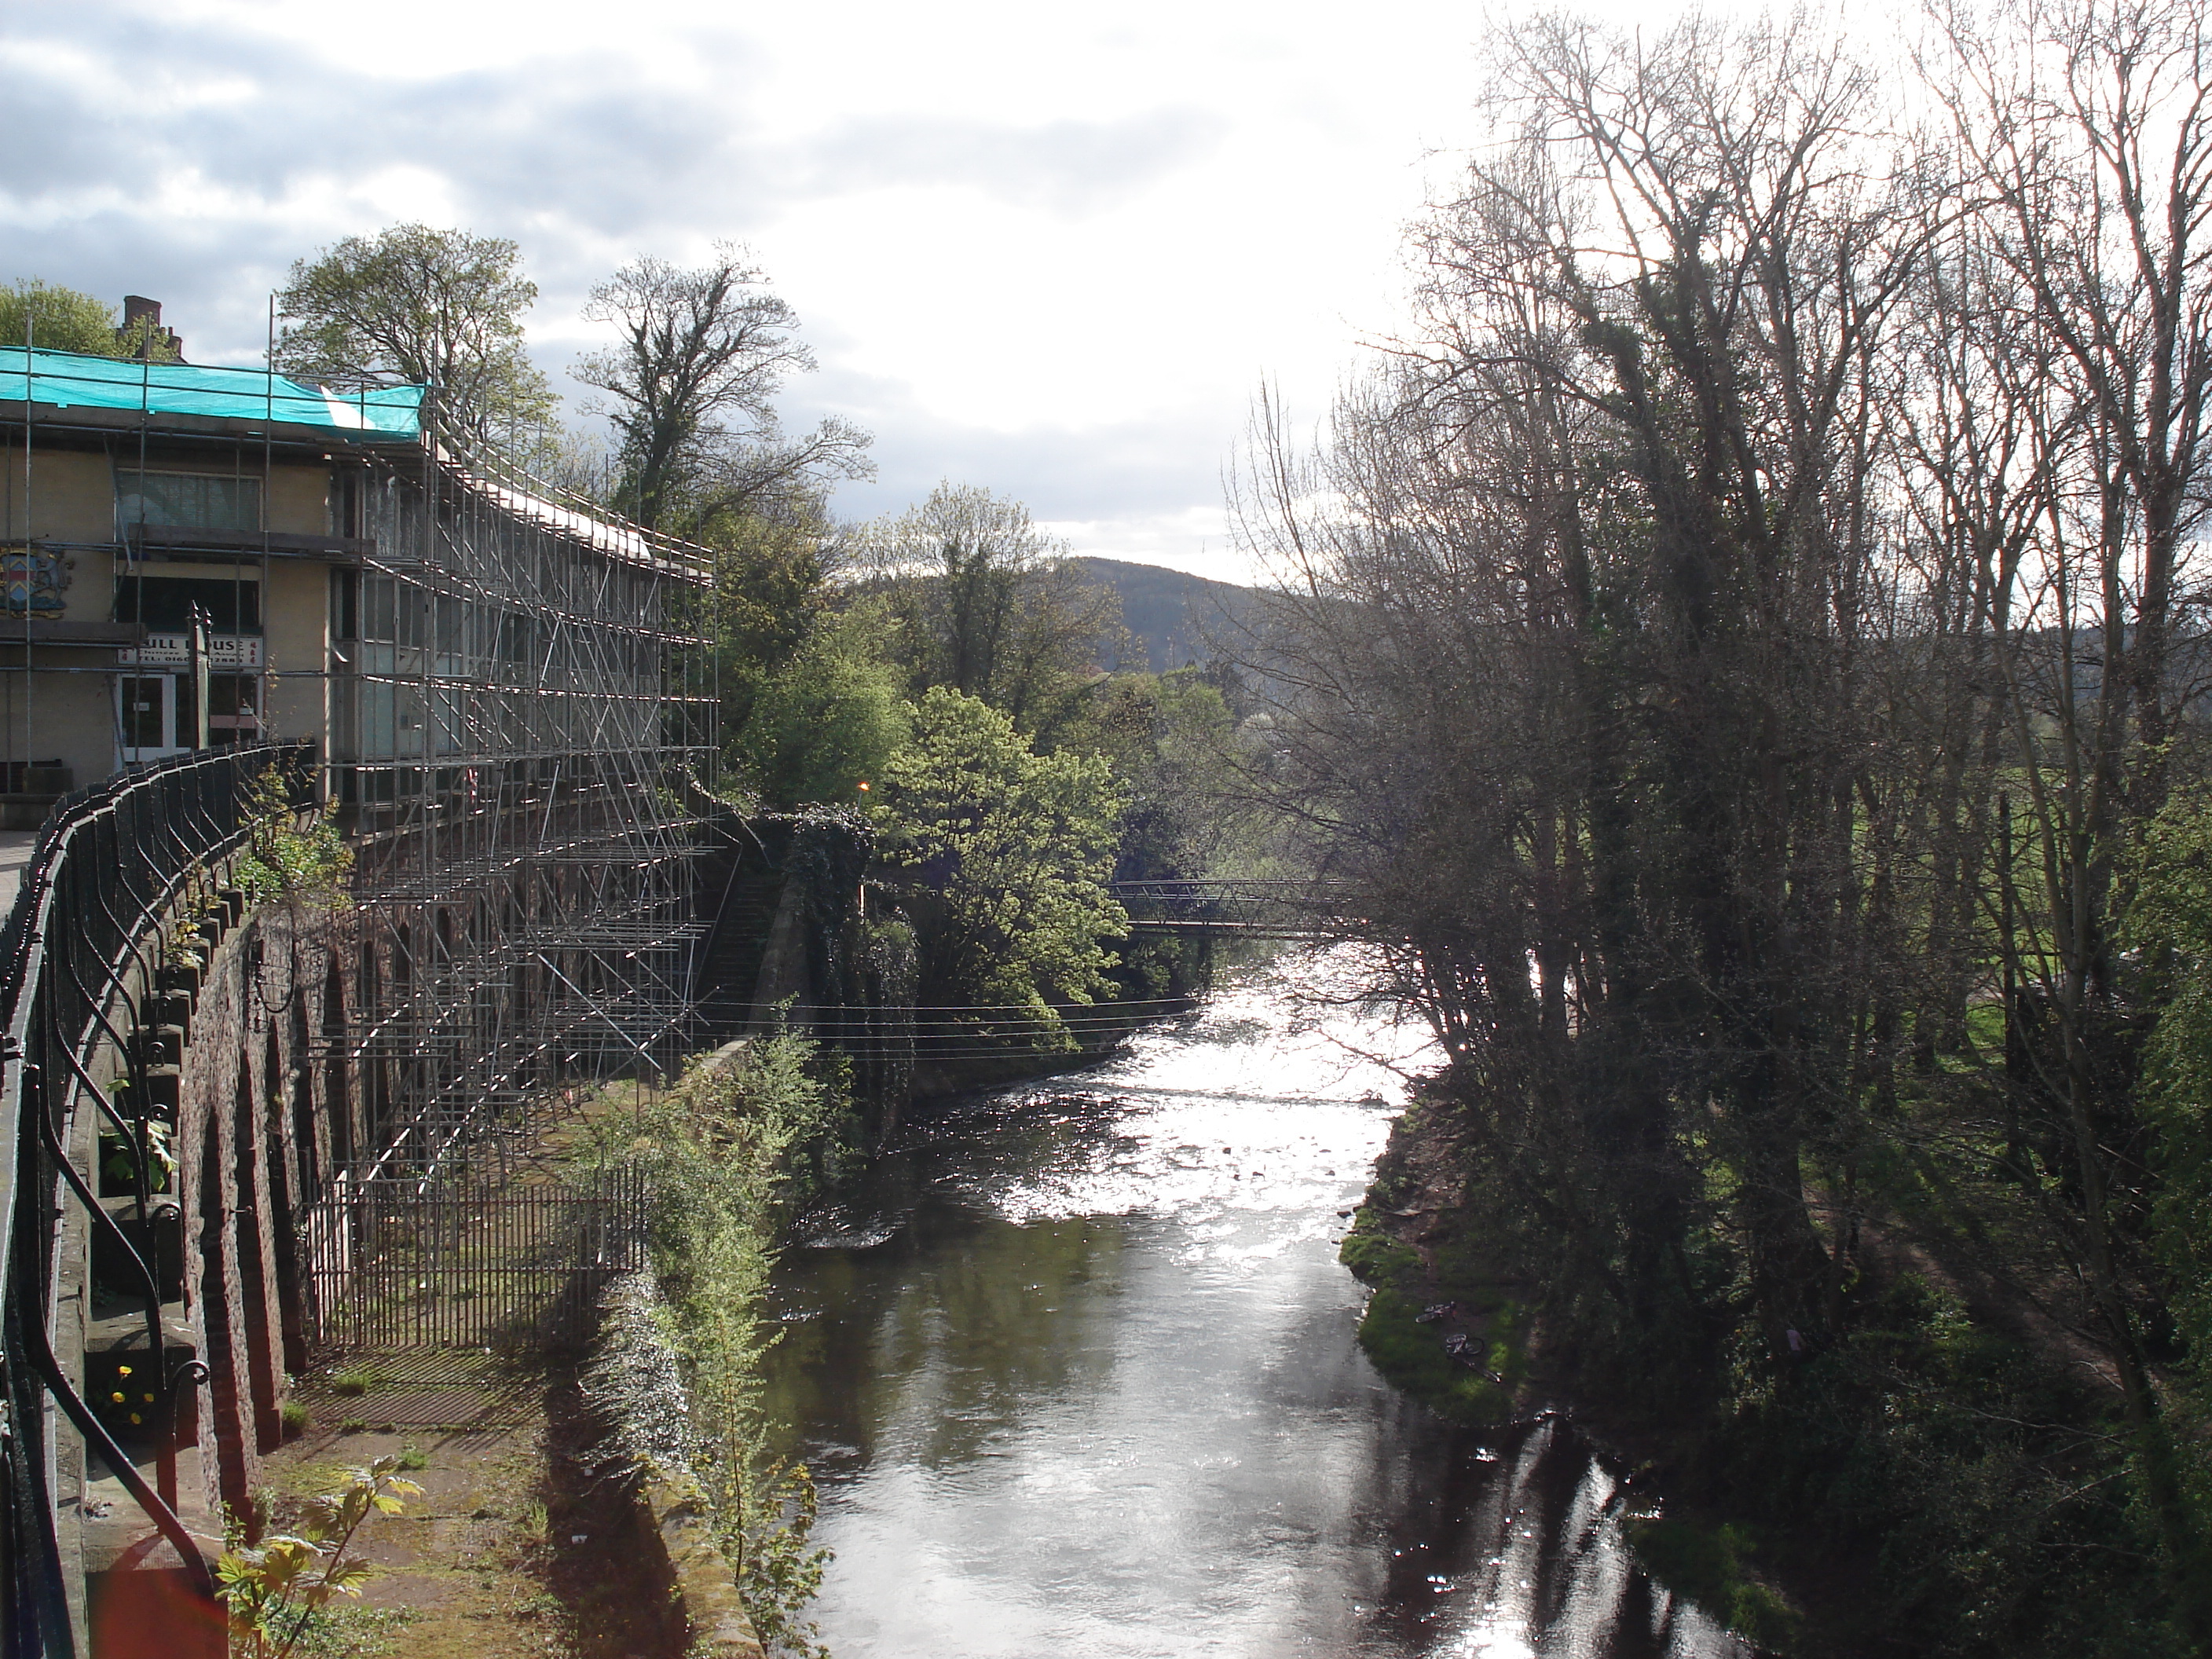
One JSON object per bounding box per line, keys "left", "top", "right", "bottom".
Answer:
{"left": 1071, "top": 557, "right": 1256, "bottom": 675}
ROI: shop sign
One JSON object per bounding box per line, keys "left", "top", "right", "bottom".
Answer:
{"left": 117, "top": 632, "right": 264, "bottom": 668}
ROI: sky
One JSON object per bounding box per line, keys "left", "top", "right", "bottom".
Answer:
{"left": 2, "top": 0, "right": 1660, "bottom": 582}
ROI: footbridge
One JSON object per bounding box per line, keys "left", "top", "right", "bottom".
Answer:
{"left": 1108, "top": 879, "right": 1364, "bottom": 940}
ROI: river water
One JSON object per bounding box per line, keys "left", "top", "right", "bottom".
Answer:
{"left": 763, "top": 950, "right": 1748, "bottom": 1658}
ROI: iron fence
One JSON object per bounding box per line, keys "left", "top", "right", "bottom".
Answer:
{"left": 303, "top": 1160, "right": 646, "bottom": 1352}
{"left": 0, "top": 742, "right": 311, "bottom": 1656}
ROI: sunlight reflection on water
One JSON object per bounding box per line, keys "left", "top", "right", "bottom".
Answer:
{"left": 764, "top": 948, "right": 1752, "bottom": 1659}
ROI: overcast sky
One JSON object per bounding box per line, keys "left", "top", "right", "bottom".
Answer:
{"left": 3, "top": 0, "right": 1668, "bottom": 582}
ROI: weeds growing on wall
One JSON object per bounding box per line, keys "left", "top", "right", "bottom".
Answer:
{"left": 588, "top": 1032, "right": 852, "bottom": 1656}
{"left": 232, "top": 764, "right": 352, "bottom": 906}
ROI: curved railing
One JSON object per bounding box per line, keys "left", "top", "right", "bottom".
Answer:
{"left": 0, "top": 742, "right": 313, "bottom": 1657}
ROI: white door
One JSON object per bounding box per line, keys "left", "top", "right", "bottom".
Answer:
{"left": 117, "top": 674, "right": 192, "bottom": 764}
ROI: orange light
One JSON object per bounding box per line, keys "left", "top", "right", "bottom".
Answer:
{"left": 856, "top": 781, "right": 871, "bottom": 792}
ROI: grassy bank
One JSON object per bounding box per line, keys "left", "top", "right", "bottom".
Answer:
{"left": 580, "top": 1034, "right": 856, "bottom": 1657}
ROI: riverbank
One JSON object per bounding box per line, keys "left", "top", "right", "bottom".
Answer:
{"left": 1338, "top": 1098, "right": 1807, "bottom": 1652}
{"left": 1340, "top": 1083, "right": 2171, "bottom": 1659}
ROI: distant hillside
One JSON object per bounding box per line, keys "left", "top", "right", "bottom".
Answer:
{"left": 1072, "top": 557, "right": 1259, "bottom": 674}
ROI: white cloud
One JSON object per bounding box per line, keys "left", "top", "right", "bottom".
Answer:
{"left": 4, "top": 0, "right": 1688, "bottom": 584}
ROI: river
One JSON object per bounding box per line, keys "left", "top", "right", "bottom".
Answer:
{"left": 762, "top": 949, "right": 1749, "bottom": 1658}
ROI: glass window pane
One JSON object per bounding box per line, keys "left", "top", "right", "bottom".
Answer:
{"left": 115, "top": 470, "right": 262, "bottom": 534}
{"left": 119, "top": 677, "right": 164, "bottom": 749}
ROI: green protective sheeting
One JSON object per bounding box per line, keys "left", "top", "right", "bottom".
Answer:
{"left": 1, "top": 345, "right": 424, "bottom": 439}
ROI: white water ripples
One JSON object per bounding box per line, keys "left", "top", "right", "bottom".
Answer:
{"left": 764, "top": 948, "right": 1754, "bottom": 1659}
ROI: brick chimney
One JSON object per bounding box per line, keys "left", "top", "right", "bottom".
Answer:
{"left": 119, "top": 295, "right": 185, "bottom": 362}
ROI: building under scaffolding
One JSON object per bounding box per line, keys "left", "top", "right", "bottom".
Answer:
{"left": 0, "top": 336, "right": 720, "bottom": 1171}
{"left": 336, "top": 440, "right": 716, "bottom": 1166}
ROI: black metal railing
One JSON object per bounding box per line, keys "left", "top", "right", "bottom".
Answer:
{"left": 304, "top": 1160, "right": 646, "bottom": 1353}
{"left": 0, "top": 742, "right": 312, "bottom": 1657}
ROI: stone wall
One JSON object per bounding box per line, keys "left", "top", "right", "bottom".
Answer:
{"left": 171, "top": 898, "right": 354, "bottom": 1514}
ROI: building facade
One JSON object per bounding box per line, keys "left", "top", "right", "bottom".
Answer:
{"left": 0, "top": 342, "right": 722, "bottom": 1653}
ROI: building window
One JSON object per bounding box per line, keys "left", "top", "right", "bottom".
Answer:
{"left": 113, "top": 573, "right": 261, "bottom": 634}
{"left": 115, "top": 468, "right": 262, "bottom": 536}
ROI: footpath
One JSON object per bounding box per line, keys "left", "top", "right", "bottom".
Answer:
{"left": 262, "top": 1352, "right": 685, "bottom": 1659}
{"left": 258, "top": 1074, "right": 764, "bottom": 1659}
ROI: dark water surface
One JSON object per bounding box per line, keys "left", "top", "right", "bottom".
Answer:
{"left": 764, "top": 951, "right": 1745, "bottom": 1658}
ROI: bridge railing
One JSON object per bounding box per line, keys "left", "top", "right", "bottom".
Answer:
{"left": 1108, "top": 878, "right": 1361, "bottom": 937}
{"left": 0, "top": 742, "right": 313, "bottom": 1656}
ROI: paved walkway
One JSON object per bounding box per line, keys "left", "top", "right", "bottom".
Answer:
{"left": 0, "top": 830, "right": 40, "bottom": 919}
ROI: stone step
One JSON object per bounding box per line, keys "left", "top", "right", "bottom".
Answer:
{"left": 89, "top": 1199, "right": 184, "bottom": 1305}
{"left": 145, "top": 991, "right": 192, "bottom": 1038}
{"left": 82, "top": 1303, "right": 199, "bottom": 1452}
{"left": 80, "top": 1434, "right": 223, "bottom": 1659}
{"left": 138, "top": 1067, "right": 180, "bottom": 1119}
{"left": 130, "top": 1025, "right": 184, "bottom": 1070}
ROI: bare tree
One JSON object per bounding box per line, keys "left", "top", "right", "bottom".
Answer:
{"left": 576, "top": 245, "right": 870, "bottom": 532}
{"left": 1917, "top": 0, "right": 2212, "bottom": 1628}
{"left": 1247, "top": 9, "right": 1927, "bottom": 1353}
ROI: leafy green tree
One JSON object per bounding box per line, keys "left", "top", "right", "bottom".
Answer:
{"left": 2125, "top": 797, "right": 2212, "bottom": 1605}
{"left": 1050, "top": 668, "right": 1245, "bottom": 881}
{"left": 702, "top": 504, "right": 840, "bottom": 751}
{"left": 0, "top": 280, "right": 178, "bottom": 360}
{"left": 274, "top": 224, "right": 554, "bottom": 443}
{"left": 875, "top": 686, "right": 1127, "bottom": 1041}
{"left": 735, "top": 610, "right": 911, "bottom": 808}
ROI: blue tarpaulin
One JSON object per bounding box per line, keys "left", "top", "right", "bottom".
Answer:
{"left": 1, "top": 346, "right": 424, "bottom": 439}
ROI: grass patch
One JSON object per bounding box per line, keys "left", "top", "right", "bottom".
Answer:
{"left": 289, "top": 1603, "right": 420, "bottom": 1659}
{"left": 1339, "top": 1219, "right": 1421, "bottom": 1289}
{"left": 329, "top": 1366, "right": 380, "bottom": 1397}
{"left": 1356, "top": 1287, "right": 1508, "bottom": 1423}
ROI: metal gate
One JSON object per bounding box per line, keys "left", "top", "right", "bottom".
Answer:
{"left": 302, "top": 1161, "right": 647, "bottom": 1350}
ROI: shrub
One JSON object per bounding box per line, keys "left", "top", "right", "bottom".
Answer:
{"left": 218, "top": 1456, "right": 421, "bottom": 1659}
{"left": 1626, "top": 1518, "right": 1801, "bottom": 1650}
{"left": 582, "top": 1032, "right": 847, "bottom": 1656}
{"left": 233, "top": 764, "right": 352, "bottom": 906}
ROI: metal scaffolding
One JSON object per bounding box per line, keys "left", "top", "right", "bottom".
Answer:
{"left": 331, "top": 428, "right": 719, "bottom": 1174}
{"left": 2, "top": 346, "right": 723, "bottom": 1176}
